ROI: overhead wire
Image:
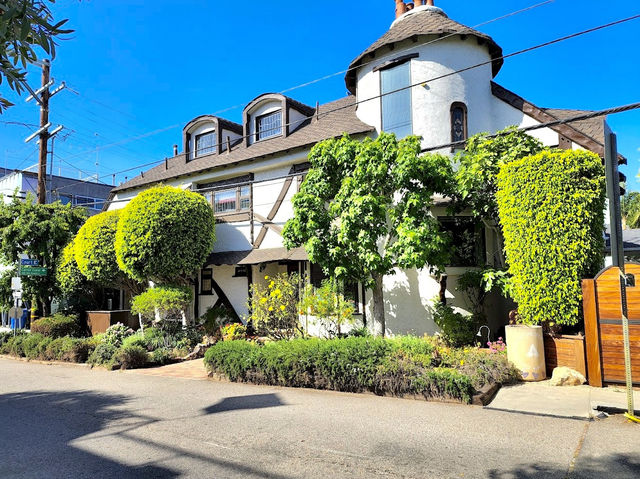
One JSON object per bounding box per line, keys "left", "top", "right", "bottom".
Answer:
{"left": 65, "top": 11, "right": 640, "bottom": 186}
{"left": 68, "top": 101, "right": 640, "bottom": 208}
{"left": 50, "top": 0, "right": 556, "bottom": 170}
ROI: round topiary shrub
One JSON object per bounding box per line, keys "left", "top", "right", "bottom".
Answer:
{"left": 57, "top": 240, "right": 87, "bottom": 296}
{"left": 74, "top": 210, "right": 121, "bottom": 285}
{"left": 115, "top": 186, "right": 215, "bottom": 283}
{"left": 30, "top": 314, "right": 80, "bottom": 338}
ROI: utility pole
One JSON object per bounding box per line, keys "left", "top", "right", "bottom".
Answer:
{"left": 37, "top": 60, "right": 50, "bottom": 204}
{"left": 24, "top": 60, "right": 65, "bottom": 203}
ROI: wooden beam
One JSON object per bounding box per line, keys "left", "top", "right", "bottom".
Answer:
{"left": 582, "top": 278, "right": 603, "bottom": 387}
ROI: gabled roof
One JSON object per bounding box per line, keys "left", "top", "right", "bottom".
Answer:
{"left": 113, "top": 96, "right": 375, "bottom": 193}
{"left": 491, "top": 82, "right": 626, "bottom": 163}
{"left": 345, "top": 8, "right": 503, "bottom": 94}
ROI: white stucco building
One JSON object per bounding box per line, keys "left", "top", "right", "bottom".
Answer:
{"left": 107, "top": 1, "right": 615, "bottom": 336}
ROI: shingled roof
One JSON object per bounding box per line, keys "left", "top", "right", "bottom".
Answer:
{"left": 112, "top": 96, "right": 375, "bottom": 193}
{"left": 345, "top": 7, "right": 503, "bottom": 94}
{"left": 492, "top": 82, "right": 626, "bottom": 163}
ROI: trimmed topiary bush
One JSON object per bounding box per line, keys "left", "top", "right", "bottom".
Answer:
{"left": 496, "top": 150, "right": 606, "bottom": 326}
{"left": 115, "top": 186, "right": 215, "bottom": 283}
{"left": 122, "top": 334, "right": 148, "bottom": 350}
{"left": 131, "top": 286, "right": 193, "bottom": 322}
{"left": 74, "top": 210, "right": 121, "bottom": 285}
{"left": 30, "top": 314, "right": 79, "bottom": 338}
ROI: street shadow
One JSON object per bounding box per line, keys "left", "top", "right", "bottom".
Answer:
{"left": 487, "top": 453, "right": 640, "bottom": 478}
{"left": 202, "top": 393, "right": 286, "bottom": 415}
{"left": 0, "top": 390, "right": 179, "bottom": 478}
{"left": 0, "top": 388, "right": 294, "bottom": 479}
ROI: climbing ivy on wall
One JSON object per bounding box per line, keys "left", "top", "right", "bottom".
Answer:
{"left": 496, "top": 150, "right": 605, "bottom": 326}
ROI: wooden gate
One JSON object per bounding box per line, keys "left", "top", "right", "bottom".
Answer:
{"left": 582, "top": 263, "right": 640, "bottom": 387}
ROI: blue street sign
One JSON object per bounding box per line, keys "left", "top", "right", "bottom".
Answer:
{"left": 20, "top": 259, "right": 40, "bottom": 266}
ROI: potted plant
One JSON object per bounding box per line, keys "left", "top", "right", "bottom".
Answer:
{"left": 505, "top": 310, "right": 546, "bottom": 381}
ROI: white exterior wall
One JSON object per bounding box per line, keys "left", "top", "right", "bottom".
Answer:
{"left": 288, "top": 107, "right": 307, "bottom": 134}
{"left": 355, "top": 36, "right": 494, "bottom": 151}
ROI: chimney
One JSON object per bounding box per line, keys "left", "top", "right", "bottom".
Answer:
{"left": 173, "top": 144, "right": 178, "bottom": 156}
{"left": 395, "top": 0, "right": 407, "bottom": 18}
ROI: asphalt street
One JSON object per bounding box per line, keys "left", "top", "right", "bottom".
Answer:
{"left": 0, "top": 358, "right": 638, "bottom": 478}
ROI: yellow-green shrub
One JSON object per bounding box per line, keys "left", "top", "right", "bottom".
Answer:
{"left": 496, "top": 150, "right": 605, "bottom": 326}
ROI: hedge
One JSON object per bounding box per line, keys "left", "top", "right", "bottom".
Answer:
{"left": 204, "top": 337, "right": 518, "bottom": 403}
{"left": 74, "top": 210, "right": 121, "bottom": 285}
{"left": 496, "top": 150, "right": 605, "bottom": 326}
{"left": 30, "top": 314, "right": 80, "bottom": 338}
{"left": 115, "top": 186, "right": 215, "bottom": 283}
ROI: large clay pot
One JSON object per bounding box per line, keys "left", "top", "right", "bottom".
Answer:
{"left": 505, "top": 325, "right": 546, "bottom": 381}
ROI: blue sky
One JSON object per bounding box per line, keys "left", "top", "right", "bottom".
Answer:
{"left": 1, "top": 0, "right": 638, "bottom": 189}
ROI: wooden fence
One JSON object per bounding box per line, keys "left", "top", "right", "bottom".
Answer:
{"left": 582, "top": 263, "right": 640, "bottom": 387}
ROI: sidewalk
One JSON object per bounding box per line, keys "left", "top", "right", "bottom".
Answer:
{"left": 486, "top": 380, "right": 640, "bottom": 419}
{"left": 123, "top": 358, "right": 209, "bottom": 380}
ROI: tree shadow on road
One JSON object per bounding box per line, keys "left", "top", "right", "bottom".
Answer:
{"left": 0, "top": 390, "right": 178, "bottom": 478}
{"left": 487, "top": 453, "right": 640, "bottom": 478}
{"left": 202, "top": 393, "right": 286, "bottom": 415}
{"left": 0, "top": 389, "right": 295, "bottom": 478}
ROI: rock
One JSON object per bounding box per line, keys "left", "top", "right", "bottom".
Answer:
{"left": 549, "top": 366, "right": 586, "bottom": 386}
{"left": 183, "top": 338, "right": 217, "bottom": 361}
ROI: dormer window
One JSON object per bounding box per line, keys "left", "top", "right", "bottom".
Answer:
{"left": 256, "top": 110, "right": 282, "bottom": 141}
{"left": 195, "top": 131, "right": 216, "bottom": 157}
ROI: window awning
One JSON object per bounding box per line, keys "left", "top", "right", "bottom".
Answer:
{"left": 206, "top": 247, "right": 308, "bottom": 266}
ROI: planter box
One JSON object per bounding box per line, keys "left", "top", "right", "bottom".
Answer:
{"left": 87, "top": 310, "right": 136, "bottom": 335}
{"left": 543, "top": 333, "right": 587, "bottom": 379}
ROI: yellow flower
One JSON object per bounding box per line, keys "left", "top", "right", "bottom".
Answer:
{"left": 274, "top": 289, "right": 281, "bottom": 296}
{"left": 264, "top": 275, "right": 269, "bottom": 280}
{"left": 269, "top": 281, "right": 275, "bottom": 289}
{"left": 269, "top": 306, "right": 274, "bottom": 311}
{"left": 260, "top": 297, "right": 267, "bottom": 304}
{"left": 280, "top": 305, "right": 286, "bottom": 311}
{"left": 460, "top": 360, "right": 465, "bottom": 366}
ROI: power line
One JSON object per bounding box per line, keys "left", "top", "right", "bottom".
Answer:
{"left": 50, "top": 1, "right": 555, "bottom": 170}
{"left": 67, "top": 101, "right": 640, "bottom": 208}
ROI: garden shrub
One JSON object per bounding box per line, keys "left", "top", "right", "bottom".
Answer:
{"left": 431, "top": 301, "right": 478, "bottom": 347}
{"left": 220, "top": 322, "right": 246, "bottom": 341}
{"left": 0, "top": 331, "right": 13, "bottom": 348}
{"left": 103, "top": 323, "right": 134, "bottom": 348}
{"left": 30, "top": 314, "right": 79, "bottom": 338}
{"left": 35, "top": 336, "right": 53, "bottom": 359}
{"left": 149, "top": 347, "right": 172, "bottom": 365}
{"left": 314, "top": 337, "right": 391, "bottom": 392}
{"left": 496, "top": 150, "right": 605, "bottom": 326}
{"left": 300, "top": 280, "right": 356, "bottom": 338}
{"left": 204, "top": 340, "right": 259, "bottom": 381}
{"left": 22, "top": 333, "right": 46, "bottom": 359}
{"left": 131, "top": 286, "right": 193, "bottom": 322}
{"left": 116, "top": 345, "right": 149, "bottom": 370}
{"left": 441, "top": 348, "right": 519, "bottom": 390}
{"left": 3, "top": 333, "right": 27, "bottom": 356}
{"left": 74, "top": 210, "right": 121, "bottom": 284}
{"left": 115, "top": 186, "right": 215, "bottom": 283}
{"left": 204, "top": 335, "right": 518, "bottom": 404}
{"left": 122, "top": 334, "right": 148, "bottom": 350}
{"left": 88, "top": 342, "right": 119, "bottom": 367}
{"left": 249, "top": 273, "right": 302, "bottom": 340}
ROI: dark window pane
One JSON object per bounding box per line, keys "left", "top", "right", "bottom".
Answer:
{"left": 438, "top": 217, "right": 485, "bottom": 267}
{"left": 310, "top": 262, "right": 326, "bottom": 288}
{"left": 451, "top": 105, "right": 467, "bottom": 143}
{"left": 381, "top": 62, "right": 412, "bottom": 138}
{"left": 257, "top": 111, "right": 282, "bottom": 140}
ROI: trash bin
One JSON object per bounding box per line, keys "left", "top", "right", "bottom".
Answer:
{"left": 10, "top": 317, "right": 15, "bottom": 329}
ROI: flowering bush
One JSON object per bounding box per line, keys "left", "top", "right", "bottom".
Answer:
{"left": 249, "top": 273, "right": 302, "bottom": 340}
{"left": 103, "top": 323, "right": 134, "bottom": 348}
{"left": 300, "top": 280, "right": 356, "bottom": 338}
{"left": 487, "top": 337, "right": 506, "bottom": 354}
{"left": 221, "top": 322, "right": 247, "bottom": 341}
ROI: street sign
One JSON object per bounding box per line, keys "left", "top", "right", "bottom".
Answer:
{"left": 19, "top": 266, "right": 47, "bottom": 276}
{"left": 20, "top": 258, "right": 40, "bottom": 266}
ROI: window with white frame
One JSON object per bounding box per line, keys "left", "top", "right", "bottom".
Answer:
{"left": 256, "top": 110, "right": 282, "bottom": 141}
{"left": 380, "top": 60, "right": 412, "bottom": 138}
{"left": 195, "top": 131, "right": 216, "bottom": 157}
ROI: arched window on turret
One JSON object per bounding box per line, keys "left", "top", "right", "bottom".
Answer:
{"left": 450, "top": 102, "right": 468, "bottom": 146}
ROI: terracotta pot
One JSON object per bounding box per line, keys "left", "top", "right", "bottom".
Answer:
{"left": 506, "top": 325, "right": 546, "bottom": 381}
